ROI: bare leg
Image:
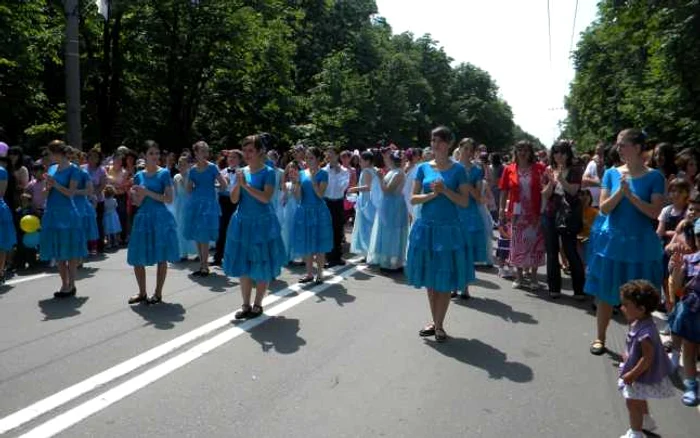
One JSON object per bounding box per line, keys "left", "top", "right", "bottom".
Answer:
{"left": 625, "top": 399, "right": 644, "bottom": 433}
{"left": 305, "top": 256, "right": 313, "bottom": 277}
{"left": 0, "top": 252, "right": 6, "bottom": 275}
{"left": 240, "top": 276, "right": 253, "bottom": 306}
{"left": 200, "top": 243, "right": 210, "bottom": 271}
{"left": 515, "top": 267, "right": 524, "bottom": 282}
{"left": 426, "top": 289, "right": 437, "bottom": 325}
{"left": 68, "top": 259, "right": 78, "bottom": 289}
{"left": 596, "top": 301, "right": 614, "bottom": 344}
{"left": 58, "top": 261, "right": 69, "bottom": 291}
{"left": 133, "top": 266, "right": 147, "bottom": 297}
{"left": 253, "top": 281, "right": 267, "bottom": 306}
{"left": 155, "top": 262, "right": 168, "bottom": 298}
{"left": 683, "top": 341, "right": 698, "bottom": 379}
{"left": 315, "top": 253, "right": 325, "bottom": 278}
{"left": 433, "top": 292, "right": 451, "bottom": 330}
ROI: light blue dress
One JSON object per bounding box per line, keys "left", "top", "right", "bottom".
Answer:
{"left": 584, "top": 168, "right": 665, "bottom": 305}
{"left": 184, "top": 162, "right": 220, "bottom": 243}
{"left": 270, "top": 167, "right": 285, "bottom": 227}
{"left": 223, "top": 166, "right": 286, "bottom": 282}
{"left": 0, "top": 167, "right": 17, "bottom": 251}
{"left": 367, "top": 169, "right": 409, "bottom": 269}
{"left": 406, "top": 162, "right": 473, "bottom": 292}
{"left": 172, "top": 172, "right": 196, "bottom": 258}
{"left": 281, "top": 181, "right": 299, "bottom": 262}
{"left": 457, "top": 163, "right": 487, "bottom": 264}
{"left": 350, "top": 168, "right": 380, "bottom": 256}
{"left": 127, "top": 168, "right": 180, "bottom": 266}
{"left": 75, "top": 167, "right": 99, "bottom": 242}
{"left": 40, "top": 164, "right": 87, "bottom": 261}
{"left": 291, "top": 169, "right": 333, "bottom": 257}
{"left": 102, "top": 197, "right": 122, "bottom": 235}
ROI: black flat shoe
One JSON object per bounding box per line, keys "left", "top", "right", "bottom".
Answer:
{"left": 128, "top": 294, "right": 148, "bottom": 305}
{"left": 435, "top": 328, "right": 448, "bottom": 343}
{"left": 147, "top": 295, "right": 163, "bottom": 305}
{"left": 54, "top": 287, "right": 77, "bottom": 298}
{"left": 419, "top": 325, "right": 435, "bottom": 337}
{"left": 298, "top": 275, "right": 314, "bottom": 284}
{"left": 234, "top": 305, "right": 252, "bottom": 320}
{"left": 249, "top": 305, "right": 264, "bottom": 319}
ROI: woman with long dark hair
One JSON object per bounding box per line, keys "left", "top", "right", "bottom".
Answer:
{"left": 40, "top": 140, "right": 87, "bottom": 298}
{"left": 127, "top": 141, "right": 180, "bottom": 305}
{"left": 85, "top": 146, "right": 107, "bottom": 253}
{"left": 541, "top": 140, "right": 585, "bottom": 299}
{"left": 586, "top": 129, "right": 665, "bottom": 356}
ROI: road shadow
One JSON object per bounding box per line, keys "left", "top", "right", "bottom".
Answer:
{"left": 471, "top": 278, "right": 501, "bottom": 291}
{"left": 455, "top": 296, "right": 538, "bottom": 324}
{"left": 187, "top": 271, "right": 236, "bottom": 293}
{"left": 315, "top": 283, "right": 355, "bottom": 307}
{"left": 427, "top": 337, "right": 534, "bottom": 383}
{"left": 130, "top": 301, "right": 186, "bottom": 330}
{"left": 349, "top": 270, "right": 373, "bottom": 281}
{"left": 269, "top": 279, "right": 290, "bottom": 294}
{"left": 76, "top": 265, "right": 99, "bottom": 281}
{"left": 249, "top": 316, "right": 306, "bottom": 354}
{"left": 38, "top": 296, "right": 90, "bottom": 321}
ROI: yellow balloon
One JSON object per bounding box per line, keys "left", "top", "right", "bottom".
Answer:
{"left": 20, "top": 215, "right": 41, "bottom": 233}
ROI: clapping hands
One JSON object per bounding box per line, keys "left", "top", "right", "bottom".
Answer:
{"left": 431, "top": 179, "right": 445, "bottom": 194}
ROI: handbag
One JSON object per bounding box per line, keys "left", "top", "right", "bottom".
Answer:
{"left": 554, "top": 171, "right": 582, "bottom": 235}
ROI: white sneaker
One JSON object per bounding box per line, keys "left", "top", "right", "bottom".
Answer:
{"left": 642, "top": 414, "right": 657, "bottom": 432}
{"left": 620, "top": 429, "right": 644, "bottom": 438}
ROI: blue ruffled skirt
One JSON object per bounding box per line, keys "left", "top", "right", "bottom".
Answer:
{"left": 103, "top": 210, "right": 122, "bottom": 235}
{"left": 458, "top": 204, "right": 487, "bottom": 263}
{"left": 40, "top": 203, "right": 88, "bottom": 261}
{"left": 75, "top": 197, "right": 98, "bottom": 241}
{"left": 367, "top": 194, "right": 408, "bottom": 269}
{"left": 291, "top": 202, "right": 333, "bottom": 258}
{"left": 406, "top": 218, "right": 474, "bottom": 292}
{"left": 668, "top": 291, "right": 700, "bottom": 343}
{"left": 0, "top": 201, "right": 16, "bottom": 251}
{"left": 584, "top": 215, "right": 663, "bottom": 305}
{"left": 223, "top": 210, "right": 286, "bottom": 282}
{"left": 350, "top": 205, "right": 376, "bottom": 256}
{"left": 281, "top": 196, "right": 299, "bottom": 262}
{"left": 127, "top": 205, "right": 181, "bottom": 266}
{"left": 183, "top": 196, "right": 220, "bottom": 243}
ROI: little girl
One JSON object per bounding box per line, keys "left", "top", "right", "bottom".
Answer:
{"left": 657, "top": 178, "right": 691, "bottom": 309}
{"left": 281, "top": 161, "right": 301, "bottom": 265}
{"left": 103, "top": 185, "right": 122, "bottom": 249}
{"left": 618, "top": 280, "right": 675, "bottom": 438}
{"left": 668, "top": 218, "right": 700, "bottom": 407}
{"left": 496, "top": 216, "right": 512, "bottom": 279}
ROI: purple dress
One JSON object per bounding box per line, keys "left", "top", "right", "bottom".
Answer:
{"left": 618, "top": 317, "right": 674, "bottom": 400}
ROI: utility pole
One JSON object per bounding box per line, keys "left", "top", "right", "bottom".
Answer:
{"left": 64, "top": 0, "right": 82, "bottom": 149}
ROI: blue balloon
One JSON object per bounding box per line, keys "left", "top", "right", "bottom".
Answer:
{"left": 23, "top": 232, "right": 40, "bottom": 249}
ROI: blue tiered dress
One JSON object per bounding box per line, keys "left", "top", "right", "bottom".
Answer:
{"left": 40, "top": 164, "right": 87, "bottom": 261}
{"left": 406, "top": 162, "right": 473, "bottom": 292}
{"left": 457, "top": 163, "right": 487, "bottom": 264}
{"left": 281, "top": 181, "right": 299, "bottom": 262}
{"left": 172, "top": 172, "right": 196, "bottom": 258}
{"left": 291, "top": 169, "right": 333, "bottom": 258}
{"left": 367, "top": 169, "right": 408, "bottom": 269}
{"left": 223, "top": 166, "right": 286, "bottom": 282}
{"left": 0, "top": 167, "right": 17, "bottom": 252}
{"left": 75, "top": 167, "right": 99, "bottom": 243}
{"left": 184, "top": 162, "right": 221, "bottom": 243}
{"left": 584, "top": 168, "right": 665, "bottom": 305}
{"left": 127, "top": 168, "right": 180, "bottom": 266}
{"left": 350, "top": 168, "right": 381, "bottom": 256}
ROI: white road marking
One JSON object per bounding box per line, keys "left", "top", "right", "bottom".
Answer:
{"left": 4, "top": 273, "right": 55, "bottom": 286}
{"left": 0, "top": 260, "right": 362, "bottom": 435}
{"left": 18, "top": 266, "right": 359, "bottom": 438}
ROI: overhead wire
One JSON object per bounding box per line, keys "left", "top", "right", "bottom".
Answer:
{"left": 547, "top": 0, "right": 552, "bottom": 69}
{"left": 569, "top": 0, "right": 580, "bottom": 55}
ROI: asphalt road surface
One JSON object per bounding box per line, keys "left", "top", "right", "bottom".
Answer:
{"left": 0, "top": 249, "right": 698, "bottom": 438}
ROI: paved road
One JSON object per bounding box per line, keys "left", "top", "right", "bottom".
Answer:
{"left": 0, "top": 249, "right": 698, "bottom": 437}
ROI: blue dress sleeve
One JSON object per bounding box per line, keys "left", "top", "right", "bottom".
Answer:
{"left": 454, "top": 164, "right": 468, "bottom": 186}
{"left": 69, "top": 165, "right": 80, "bottom": 184}
{"left": 601, "top": 168, "right": 614, "bottom": 191}
{"left": 263, "top": 167, "right": 275, "bottom": 188}
{"left": 473, "top": 165, "right": 484, "bottom": 183}
{"left": 209, "top": 163, "right": 219, "bottom": 180}
{"left": 317, "top": 169, "right": 329, "bottom": 184}
{"left": 0, "top": 167, "right": 7, "bottom": 181}
{"left": 160, "top": 169, "right": 173, "bottom": 188}
{"left": 650, "top": 170, "right": 665, "bottom": 196}
{"left": 415, "top": 164, "right": 425, "bottom": 185}
{"left": 134, "top": 171, "right": 142, "bottom": 187}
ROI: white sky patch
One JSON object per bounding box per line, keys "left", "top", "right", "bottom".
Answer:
{"left": 375, "top": 0, "right": 599, "bottom": 146}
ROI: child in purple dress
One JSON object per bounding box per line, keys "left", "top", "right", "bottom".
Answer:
{"left": 617, "top": 280, "right": 675, "bottom": 438}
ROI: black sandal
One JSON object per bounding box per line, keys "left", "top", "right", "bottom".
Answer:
{"left": 298, "top": 275, "right": 314, "bottom": 284}
{"left": 128, "top": 294, "right": 148, "bottom": 305}
{"left": 234, "top": 304, "right": 252, "bottom": 320}
{"left": 435, "top": 328, "right": 447, "bottom": 343}
{"left": 249, "top": 305, "right": 263, "bottom": 319}
{"left": 419, "top": 324, "right": 435, "bottom": 337}
{"left": 147, "top": 295, "right": 163, "bottom": 305}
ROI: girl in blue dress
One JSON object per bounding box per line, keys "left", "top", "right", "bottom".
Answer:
{"left": 71, "top": 152, "right": 99, "bottom": 251}
{"left": 172, "top": 156, "right": 196, "bottom": 260}
{"left": 349, "top": 151, "right": 381, "bottom": 258}
{"left": 281, "top": 161, "right": 301, "bottom": 264}
{"left": 0, "top": 157, "right": 17, "bottom": 284}
{"left": 585, "top": 129, "right": 665, "bottom": 356}
{"left": 184, "top": 141, "right": 227, "bottom": 277}
{"left": 127, "top": 141, "right": 180, "bottom": 305}
{"left": 406, "top": 126, "right": 471, "bottom": 342}
{"left": 40, "top": 140, "right": 87, "bottom": 298}
{"left": 292, "top": 147, "right": 333, "bottom": 284}
{"left": 367, "top": 150, "right": 408, "bottom": 271}
{"left": 224, "top": 134, "right": 286, "bottom": 319}
{"left": 454, "top": 138, "right": 486, "bottom": 298}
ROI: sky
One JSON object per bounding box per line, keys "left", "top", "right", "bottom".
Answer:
{"left": 375, "top": 0, "right": 599, "bottom": 146}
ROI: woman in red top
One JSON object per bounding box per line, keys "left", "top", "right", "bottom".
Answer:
{"left": 498, "top": 141, "right": 546, "bottom": 289}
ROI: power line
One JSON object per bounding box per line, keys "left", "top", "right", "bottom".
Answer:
{"left": 569, "top": 0, "right": 580, "bottom": 54}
